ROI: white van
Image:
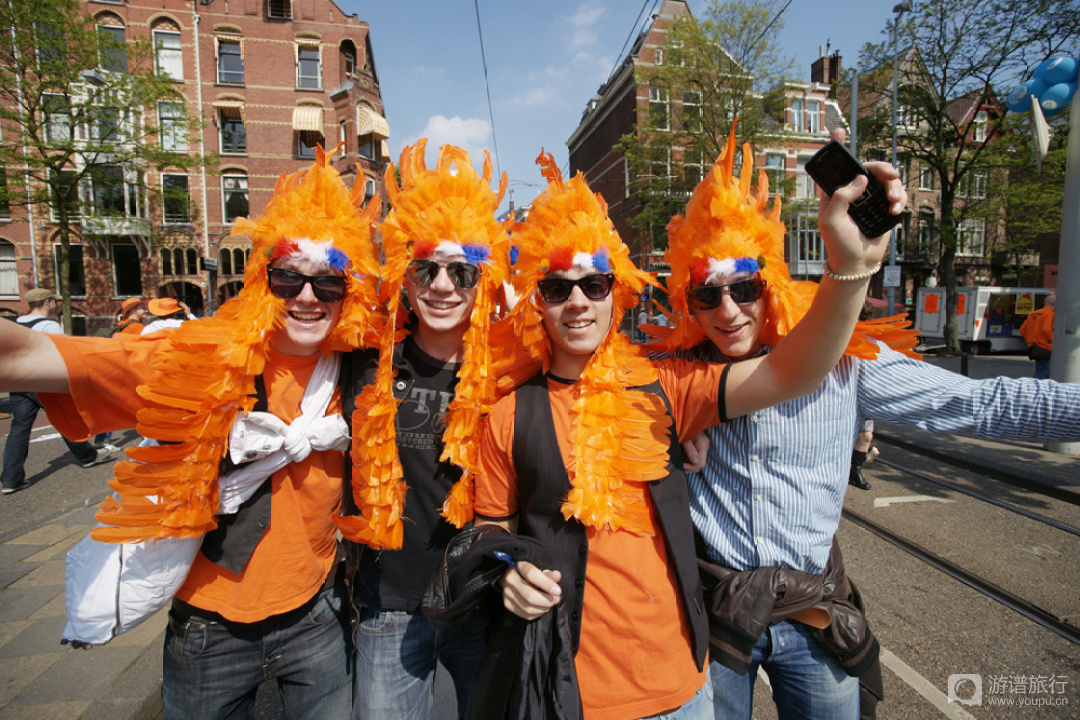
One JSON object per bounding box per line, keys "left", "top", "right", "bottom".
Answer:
{"left": 914, "top": 286, "right": 1055, "bottom": 354}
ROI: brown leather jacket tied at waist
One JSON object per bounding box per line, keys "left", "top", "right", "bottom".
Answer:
{"left": 699, "top": 537, "right": 880, "bottom": 681}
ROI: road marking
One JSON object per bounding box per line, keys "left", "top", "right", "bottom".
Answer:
{"left": 31, "top": 432, "right": 62, "bottom": 444}
{"left": 874, "top": 495, "right": 955, "bottom": 508}
{"left": 879, "top": 648, "right": 977, "bottom": 719}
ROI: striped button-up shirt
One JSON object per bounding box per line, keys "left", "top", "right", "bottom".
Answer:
{"left": 674, "top": 341, "right": 1080, "bottom": 575}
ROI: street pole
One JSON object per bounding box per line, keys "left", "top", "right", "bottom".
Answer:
{"left": 888, "top": 2, "right": 910, "bottom": 314}
{"left": 1046, "top": 94, "right": 1080, "bottom": 455}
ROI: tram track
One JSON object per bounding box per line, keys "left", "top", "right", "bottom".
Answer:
{"left": 844, "top": 440, "right": 1080, "bottom": 649}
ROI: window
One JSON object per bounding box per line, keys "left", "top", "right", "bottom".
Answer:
{"left": 365, "top": 178, "right": 376, "bottom": 201}
{"left": 681, "top": 91, "right": 701, "bottom": 133}
{"left": 54, "top": 243, "right": 85, "bottom": 297}
{"left": 43, "top": 94, "right": 71, "bottom": 145}
{"left": 297, "top": 45, "right": 321, "bottom": 89}
{"left": 807, "top": 100, "right": 821, "bottom": 134}
{"left": 339, "top": 119, "right": 348, "bottom": 148}
{"left": 917, "top": 211, "right": 936, "bottom": 254}
{"left": 160, "top": 247, "right": 198, "bottom": 275}
{"left": 791, "top": 100, "right": 804, "bottom": 132}
{"left": 297, "top": 132, "right": 319, "bottom": 159}
{"left": 897, "top": 104, "right": 915, "bottom": 127}
{"left": 218, "top": 247, "right": 233, "bottom": 275}
{"left": 217, "top": 39, "right": 244, "bottom": 84}
{"left": 162, "top": 174, "right": 191, "bottom": 223}
{"left": 795, "top": 156, "right": 814, "bottom": 199}
{"left": 112, "top": 243, "right": 143, "bottom": 296}
{"left": 268, "top": 0, "right": 292, "bottom": 18}
{"left": 154, "top": 30, "right": 184, "bottom": 81}
{"left": 918, "top": 165, "right": 935, "bottom": 190}
{"left": 765, "top": 153, "right": 785, "bottom": 195}
{"left": 50, "top": 169, "right": 80, "bottom": 221}
{"left": 35, "top": 21, "right": 65, "bottom": 69}
{"left": 0, "top": 167, "right": 9, "bottom": 218}
{"left": 159, "top": 101, "right": 187, "bottom": 152}
{"left": 98, "top": 25, "right": 127, "bottom": 73}
{"left": 654, "top": 48, "right": 663, "bottom": 66}
{"left": 972, "top": 111, "right": 988, "bottom": 142}
{"left": 89, "top": 165, "right": 125, "bottom": 215}
{"left": 0, "top": 241, "right": 17, "bottom": 297}
{"left": 962, "top": 170, "right": 988, "bottom": 199}
{"left": 358, "top": 134, "right": 375, "bottom": 160}
{"left": 222, "top": 173, "right": 248, "bottom": 223}
{"left": 220, "top": 113, "right": 246, "bottom": 154}
{"left": 956, "top": 218, "right": 985, "bottom": 257}
{"left": 648, "top": 146, "right": 670, "bottom": 183}
{"left": 88, "top": 106, "right": 123, "bottom": 144}
{"left": 648, "top": 87, "right": 669, "bottom": 130}
{"left": 682, "top": 148, "right": 704, "bottom": 190}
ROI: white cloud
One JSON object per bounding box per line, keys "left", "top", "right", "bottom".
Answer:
{"left": 414, "top": 65, "right": 446, "bottom": 81}
{"left": 567, "top": 1, "right": 605, "bottom": 50}
{"left": 402, "top": 115, "right": 492, "bottom": 165}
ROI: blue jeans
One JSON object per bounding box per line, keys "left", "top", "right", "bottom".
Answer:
{"left": 353, "top": 608, "right": 486, "bottom": 720}
{"left": 639, "top": 680, "right": 714, "bottom": 719}
{"left": 1, "top": 392, "right": 97, "bottom": 490}
{"left": 710, "top": 620, "right": 859, "bottom": 720}
{"left": 1034, "top": 358, "right": 1051, "bottom": 379}
{"left": 162, "top": 584, "right": 352, "bottom": 720}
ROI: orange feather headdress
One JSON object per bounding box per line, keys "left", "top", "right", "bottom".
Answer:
{"left": 334, "top": 141, "right": 511, "bottom": 550}
{"left": 92, "top": 145, "right": 383, "bottom": 544}
{"left": 656, "top": 126, "right": 919, "bottom": 360}
{"left": 490, "top": 150, "right": 672, "bottom": 535}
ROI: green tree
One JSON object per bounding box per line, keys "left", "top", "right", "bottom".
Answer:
{"left": 855, "top": 0, "right": 1079, "bottom": 351}
{"left": 0, "top": 0, "right": 207, "bottom": 332}
{"left": 620, "top": 0, "right": 795, "bottom": 255}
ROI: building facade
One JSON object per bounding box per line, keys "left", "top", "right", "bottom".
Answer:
{"left": 0, "top": 0, "right": 389, "bottom": 333}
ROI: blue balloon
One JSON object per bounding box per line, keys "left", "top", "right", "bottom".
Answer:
{"left": 1040, "top": 82, "right": 1076, "bottom": 112}
{"left": 1028, "top": 76, "right": 1049, "bottom": 100}
{"left": 1043, "top": 57, "right": 1078, "bottom": 86}
{"left": 1006, "top": 83, "right": 1032, "bottom": 113}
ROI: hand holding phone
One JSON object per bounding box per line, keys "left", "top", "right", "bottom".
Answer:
{"left": 805, "top": 140, "right": 902, "bottom": 238}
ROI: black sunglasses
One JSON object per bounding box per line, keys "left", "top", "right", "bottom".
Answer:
{"left": 686, "top": 277, "right": 765, "bottom": 311}
{"left": 536, "top": 273, "right": 616, "bottom": 304}
{"left": 406, "top": 259, "right": 482, "bottom": 290}
{"left": 267, "top": 268, "right": 348, "bottom": 303}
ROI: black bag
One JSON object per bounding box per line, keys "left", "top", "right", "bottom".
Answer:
{"left": 1028, "top": 344, "right": 1051, "bottom": 361}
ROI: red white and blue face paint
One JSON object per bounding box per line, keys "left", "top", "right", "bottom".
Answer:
{"left": 412, "top": 240, "right": 493, "bottom": 267}
{"left": 540, "top": 246, "right": 611, "bottom": 276}
{"left": 690, "top": 256, "right": 760, "bottom": 287}
{"left": 270, "top": 238, "right": 351, "bottom": 274}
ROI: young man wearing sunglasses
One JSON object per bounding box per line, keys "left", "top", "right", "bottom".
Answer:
{"left": 334, "top": 142, "right": 510, "bottom": 720}
{"left": 657, "top": 131, "right": 1080, "bottom": 720}
{"left": 0, "top": 150, "right": 384, "bottom": 719}
{"left": 469, "top": 145, "right": 904, "bottom": 720}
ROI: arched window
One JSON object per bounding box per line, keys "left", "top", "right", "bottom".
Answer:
{"left": 219, "top": 248, "right": 233, "bottom": 275}
{"left": 160, "top": 247, "right": 172, "bottom": 274}
{"left": 233, "top": 248, "right": 245, "bottom": 273}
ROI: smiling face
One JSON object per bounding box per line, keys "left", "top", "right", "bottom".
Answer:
{"left": 538, "top": 267, "right": 615, "bottom": 380}
{"left": 405, "top": 244, "right": 478, "bottom": 362}
{"left": 267, "top": 256, "right": 343, "bottom": 356}
{"left": 689, "top": 273, "right": 768, "bottom": 361}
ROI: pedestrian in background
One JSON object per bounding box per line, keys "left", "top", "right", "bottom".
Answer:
{"left": 1, "top": 289, "right": 116, "bottom": 495}
{"left": 141, "top": 297, "right": 195, "bottom": 334}
{"left": 1019, "top": 294, "right": 1055, "bottom": 379}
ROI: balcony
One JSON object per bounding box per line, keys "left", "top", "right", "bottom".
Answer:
{"left": 82, "top": 215, "right": 152, "bottom": 238}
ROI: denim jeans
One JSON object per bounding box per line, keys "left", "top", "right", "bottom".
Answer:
{"left": 710, "top": 620, "right": 859, "bottom": 720}
{"left": 162, "top": 584, "right": 352, "bottom": 720}
{"left": 353, "top": 608, "right": 486, "bottom": 720}
{"left": 1, "top": 392, "right": 97, "bottom": 490}
{"left": 638, "top": 680, "right": 714, "bottom": 719}
{"left": 1034, "top": 358, "right": 1051, "bottom": 380}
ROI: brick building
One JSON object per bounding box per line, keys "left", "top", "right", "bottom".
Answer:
{"left": 0, "top": 0, "right": 389, "bottom": 333}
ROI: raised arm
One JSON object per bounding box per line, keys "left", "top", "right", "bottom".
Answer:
{"left": 725, "top": 130, "right": 905, "bottom": 419}
{"left": 0, "top": 320, "right": 71, "bottom": 393}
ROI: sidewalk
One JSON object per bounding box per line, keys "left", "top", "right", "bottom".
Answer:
{"left": 0, "top": 500, "right": 166, "bottom": 720}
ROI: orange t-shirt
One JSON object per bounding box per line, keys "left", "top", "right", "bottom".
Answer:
{"left": 475, "top": 359, "right": 724, "bottom": 720}
{"left": 40, "top": 334, "right": 344, "bottom": 622}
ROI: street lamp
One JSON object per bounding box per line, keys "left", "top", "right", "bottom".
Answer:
{"left": 888, "top": 0, "right": 911, "bottom": 315}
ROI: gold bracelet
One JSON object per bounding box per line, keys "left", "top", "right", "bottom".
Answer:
{"left": 822, "top": 260, "right": 882, "bottom": 281}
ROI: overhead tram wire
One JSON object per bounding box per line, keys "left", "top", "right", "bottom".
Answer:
{"left": 604, "top": 0, "right": 663, "bottom": 88}
{"left": 473, "top": 0, "right": 501, "bottom": 179}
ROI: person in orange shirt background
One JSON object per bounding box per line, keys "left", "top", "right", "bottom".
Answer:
{"left": 1020, "top": 294, "right": 1055, "bottom": 379}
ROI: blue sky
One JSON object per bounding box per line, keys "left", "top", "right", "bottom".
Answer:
{"left": 342, "top": 0, "right": 902, "bottom": 215}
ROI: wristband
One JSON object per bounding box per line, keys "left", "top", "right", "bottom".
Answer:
{"left": 822, "top": 260, "right": 882, "bottom": 282}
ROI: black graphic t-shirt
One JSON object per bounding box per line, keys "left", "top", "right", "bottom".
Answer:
{"left": 352, "top": 335, "right": 465, "bottom": 611}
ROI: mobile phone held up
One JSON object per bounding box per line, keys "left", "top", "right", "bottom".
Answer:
{"left": 805, "top": 140, "right": 902, "bottom": 238}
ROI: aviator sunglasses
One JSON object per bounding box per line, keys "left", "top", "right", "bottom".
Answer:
{"left": 266, "top": 268, "right": 348, "bottom": 303}
{"left": 686, "top": 277, "right": 765, "bottom": 311}
{"left": 406, "top": 259, "right": 482, "bottom": 290}
{"left": 536, "top": 273, "right": 616, "bottom": 304}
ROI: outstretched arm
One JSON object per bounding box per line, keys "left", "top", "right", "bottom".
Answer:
{"left": 726, "top": 129, "right": 905, "bottom": 419}
{"left": 0, "top": 320, "right": 70, "bottom": 393}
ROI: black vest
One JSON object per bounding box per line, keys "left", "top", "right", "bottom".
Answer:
{"left": 511, "top": 374, "right": 708, "bottom": 669}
